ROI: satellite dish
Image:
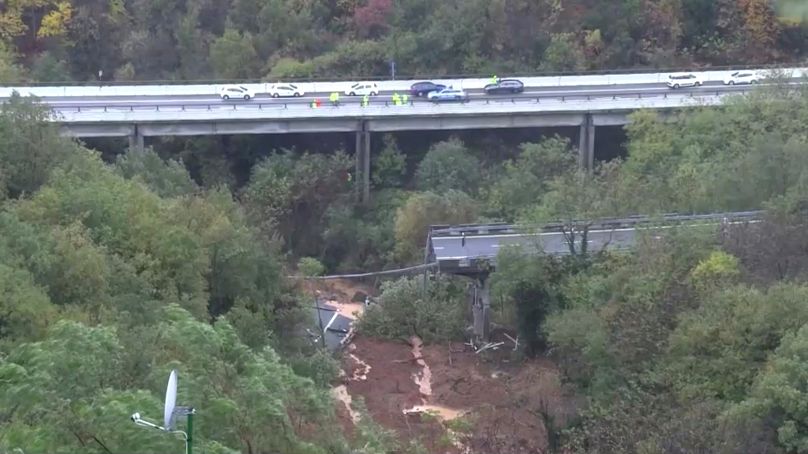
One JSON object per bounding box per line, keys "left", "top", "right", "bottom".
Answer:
{"left": 164, "top": 369, "right": 178, "bottom": 429}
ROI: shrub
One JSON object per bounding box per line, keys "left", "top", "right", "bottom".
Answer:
{"left": 357, "top": 275, "right": 466, "bottom": 343}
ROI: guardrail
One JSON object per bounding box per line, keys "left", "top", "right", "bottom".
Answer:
{"left": 431, "top": 211, "right": 765, "bottom": 238}
{"left": 3, "top": 67, "right": 806, "bottom": 99}
{"left": 45, "top": 87, "right": 747, "bottom": 116}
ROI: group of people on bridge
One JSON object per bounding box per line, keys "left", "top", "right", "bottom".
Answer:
{"left": 309, "top": 92, "right": 411, "bottom": 108}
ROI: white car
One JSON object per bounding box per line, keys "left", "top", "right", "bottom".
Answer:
{"left": 344, "top": 82, "right": 379, "bottom": 96}
{"left": 723, "top": 71, "right": 760, "bottom": 85}
{"left": 219, "top": 85, "right": 255, "bottom": 100}
{"left": 269, "top": 83, "right": 304, "bottom": 97}
{"left": 666, "top": 74, "right": 703, "bottom": 89}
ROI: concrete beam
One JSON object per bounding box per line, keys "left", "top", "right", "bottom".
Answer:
{"left": 366, "top": 113, "right": 585, "bottom": 132}
{"left": 137, "top": 119, "right": 362, "bottom": 136}
{"left": 59, "top": 123, "right": 134, "bottom": 137}
{"left": 592, "top": 112, "right": 631, "bottom": 126}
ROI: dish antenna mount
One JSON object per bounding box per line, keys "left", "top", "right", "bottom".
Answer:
{"left": 130, "top": 369, "right": 195, "bottom": 454}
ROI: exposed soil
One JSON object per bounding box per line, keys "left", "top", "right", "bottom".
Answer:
{"left": 342, "top": 337, "right": 576, "bottom": 453}
{"left": 305, "top": 278, "right": 578, "bottom": 454}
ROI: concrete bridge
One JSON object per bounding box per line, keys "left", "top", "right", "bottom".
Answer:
{"left": 3, "top": 67, "right": 803, "bottom": 202}
{"left": 426, "top": 211, "right": 763, "bottom": 341}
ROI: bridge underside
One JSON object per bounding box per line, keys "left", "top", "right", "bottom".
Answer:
{"left": 58, "top": 111, "right": 637, "bottom": 138}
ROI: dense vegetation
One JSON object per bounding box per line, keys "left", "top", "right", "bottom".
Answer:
{"left": 5, "top": 78, "right": 808, "bottom": 454}
{"left": 3, "top": 1, "right": 808, "bottom": 453}
{"left": 359, "top": 82, "right": 808, "bottom": 452}
{"left": 0, "top": 0, "right": 807, "bottom": 83}
{"left": 0, "top": 97, "right": 364, "bottom": 453}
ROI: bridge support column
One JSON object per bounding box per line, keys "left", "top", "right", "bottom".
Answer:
{"left": 354, "top": 126, "right": 370, "bottom": 204}
{"left": 363, "top": 130, "right": 370, "bottom": 203}
{"left": 471, "top": 275, "right": 491, "bottom": 342}
{"left": 128, "top": 126, "right": 144, "bottom": 152}
{"left": 578, "top": 113, "right": 595, "bottom": 171}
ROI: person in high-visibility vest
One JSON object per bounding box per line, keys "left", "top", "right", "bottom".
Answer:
{"left": 491, "top": 74, "right": 498, "bottom": 85}
{"left": 402, "top": 94, "right": 409, "bottom": 105}
{"left": 362, "top": 94, "right": 369, "bottom": 107}
{"left": 392, "top": 92, "right": 401, "bottom": 106}
{"left": 330, "top": 92, "right": 340, "bottom": 106}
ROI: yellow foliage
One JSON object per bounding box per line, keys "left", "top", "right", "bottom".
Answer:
{"left": 0, "top": 0, "right": 67, "bottom": 41}
{"left": 0, "top": 12, "right": 27, "bottom": 40}
{"left": 37, "top": 1, "right": 72, "bottom": 38}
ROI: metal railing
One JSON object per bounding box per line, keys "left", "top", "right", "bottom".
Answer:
{"left": 44, "top": 88, "right": 747, "bottom": 115}
{"left": 430, "top": 210, "right": 765, "bottom": 239}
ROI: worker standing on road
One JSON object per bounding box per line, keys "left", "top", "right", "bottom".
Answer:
{"left": 392, "top": 92, "right": 401, "bottom": 106}
{"left": 402, "top": 94, "right": 409, "bottom": 105}
{"left": 362, "top": 94, "right": 369, "bottom": 107}
{"left": 491, "top": 74, "right": 498, "bottom": 85}
{"left": 329, "top": 92, "right": 340, "bottom": 106}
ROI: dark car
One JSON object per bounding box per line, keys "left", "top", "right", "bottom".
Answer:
{"left": 410, "top": 81, "right": 447, "bottom": 97}
{"left": 483, "top": 79, "right": 524, "bottom": 95}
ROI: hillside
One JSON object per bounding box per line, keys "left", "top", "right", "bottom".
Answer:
{"left": 3, "top": 2, "right": 808, "bottom": 454}
{"left": 0, "top": 0, "right": 806, "bottom": 84}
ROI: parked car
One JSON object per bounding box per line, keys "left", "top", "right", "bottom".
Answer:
{"left": 269, "top": 83, "right": 304, "bottom": 97}
{"left": 428, "top": 88, "right": 468, "bottom": 102}
{"left": 723, "top": 71, "right": 760, "bottom": 85}
{"left": 666, "top": 74, "right": 703, "bottom": 89}
{"left": 344, "top": 82, "right": 379, "bottom": 96}
{"left": 410, "top": 81, "right": 446, "bottom": 97}
{"left": 219, "top": 85, "right": 254, "bottom": 100}
{"left": 483, "top": 78, "right": 524, "bottom": 94}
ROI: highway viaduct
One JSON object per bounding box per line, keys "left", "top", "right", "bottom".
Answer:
{"left": 2, "top": 67, "right": 803, "bottom": 202}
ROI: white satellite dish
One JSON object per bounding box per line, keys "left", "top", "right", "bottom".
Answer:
{"left": 164, "top": 369, "right": 178, "bottom": 429}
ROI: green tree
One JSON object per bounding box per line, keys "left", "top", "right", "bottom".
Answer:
{"left": 415, "top": 138, "right": 481, "bottom": 195}
{"left": 491, "top": 248, "right": 563, "bottom": 355}
{"left": 115, "top": 149, "right": 198, "bottom": 198}
{"left": 485, "top": 137, "right": 576, "bottom": 220}
{"left": 209, "top": 29, "right": 260, "bottom": 79}
{"left": 393, "top": 190, "right": 477, "bottom": 263}
{"left": 729, "top": 322, "right": 808, "bottom": 452}
{"left": 667, "top": 284, "right": 808, "bottom": 402}
{"left": 29, "top": 51, "right": 71, "bottom": 82}
{"left": 298, "top": 257, "right": 325, "bottom": 277}
{"left": 0, "top": 95, "right": 72, "bottom": 197}
{"left": 17, "top": 151, "right": 210, "bottom": 319}
{"left": 0, "top": 263, "right": 55, "bottom": 342}
{"left": 540, "top": 33, "right": 586, "bottom": 71}
{"left": 372, "top": 135, "right": 407, "bottom": 188}
{"left": 358, "top": 275, "right": 466, "bottom": 343}
{"left": 0, "top": 41, "right": 25, "bottom": 83}
{"left": 243, "top": 150, "right": 352, "bottom": 257}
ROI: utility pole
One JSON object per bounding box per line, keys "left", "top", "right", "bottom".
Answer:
{"left": 186, "top": 409, "right": 194, "bottom": 454}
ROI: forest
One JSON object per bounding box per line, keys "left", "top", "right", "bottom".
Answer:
{"left": 3, "top": 0, "right": 808, "bottom": 453}
{"left": 0, "top": 0, "right": 807, "bottom": 83}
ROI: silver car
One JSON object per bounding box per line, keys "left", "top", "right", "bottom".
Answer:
{"left": 427, "top": 88, "right": 468, "bottom": 102}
